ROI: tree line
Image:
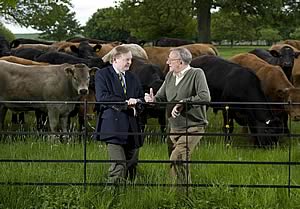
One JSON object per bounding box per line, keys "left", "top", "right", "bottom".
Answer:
{"left": 1, "top": 0, "right": 300, "bottom": 44}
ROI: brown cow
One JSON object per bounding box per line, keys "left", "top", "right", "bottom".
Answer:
{"left": 269, "top": 44, "right": 300, "bottom": 88}
{"left": 230, "top": 53, "right": 300, "bottom": 124}
{"left": 144, "top": 43, "right": 218, "bottom": 75}
{"left": 0, "top": 56, "right": 48, "bottom": 65}
{"left": 0, "top": 61, "right": 95, "bottom": 134}
{"left": 281, "top": 40, "right": 300, "bottom": 50}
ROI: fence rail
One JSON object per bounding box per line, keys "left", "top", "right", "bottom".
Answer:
{"left": 0, "top": 100, "right": 299, "bottom": 197}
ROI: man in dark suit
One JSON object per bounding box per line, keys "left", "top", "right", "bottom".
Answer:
{"left": 94, "top": 45, "right": 144, "bottom": 183}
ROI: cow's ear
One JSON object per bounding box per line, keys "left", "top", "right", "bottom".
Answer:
{"left": 270, "top": 50, "right": 280, "bottom": 57}
{"left": 70, "top": 45, "right": 79, "bottom": 53}
{"left": 89, "top": 67, "right": 99, "bottom": 76}
{"left": 64, "top": 66, "right": 74, "bottom": 76}
{"left": 294, "top": 52, "right": 300, "bottom": 58}
{"left": 277, "top": 88, "right": 289, "bottom": 100}
{"left": 93, "top": 44, "right": 102, "bottom": 52}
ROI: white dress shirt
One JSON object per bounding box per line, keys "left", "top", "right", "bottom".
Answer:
{"left": 174, "top": 65, "right": 191, "bottom": 86}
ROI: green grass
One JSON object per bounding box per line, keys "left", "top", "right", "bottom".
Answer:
{"left": 1, "top": 109, "right": 300, "bottom": 208}
{"left": 1, "top": 137, "right": 300, "bottom": 208}
{"left": 217, "top": 45, "right": 269, "bottom": 59}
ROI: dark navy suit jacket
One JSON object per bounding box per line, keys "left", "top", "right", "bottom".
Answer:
{"left": 94, "top": 65, "right": 144, "bottom": 148}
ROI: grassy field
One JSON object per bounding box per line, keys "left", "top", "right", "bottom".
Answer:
{"left": 217, "top": 45, "right": 269, "bottom": 59}
{"left": 1, "top": 108, "right": 300, "bottom": 208}
{"left": 1, "top": 46, "right": 300, "bottom": 208}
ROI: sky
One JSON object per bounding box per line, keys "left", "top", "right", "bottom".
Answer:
{"left": 3, "top": 0, "right": 117, "bottom": 34}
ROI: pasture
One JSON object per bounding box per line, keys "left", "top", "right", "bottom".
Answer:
{"left": 1, "top": 46, "right": 300, "bottom": 208}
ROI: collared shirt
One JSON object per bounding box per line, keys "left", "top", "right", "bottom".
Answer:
{"left": 173, "top": 65, "right": 191, "bottom": 86}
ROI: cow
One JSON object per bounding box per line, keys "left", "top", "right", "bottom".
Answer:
{"left": 281, "top": 40, "right": 300, "bottom": 50}
{"left": 121, "top": 36, "right": 146, "bottom": 46}
{"left": 269, "top": 44, "right": 300, "bottom": 88}
{"left": 68, "top": 41, "right": 102, "bottom": 58}
{"left": 153, "top": 37, "right": 195, "bottom": 47}
{"left": 190, "top": 55, "right": 284, "bottom": 147}
{"left": 0, "top": 35, "right": 11, "bottom": 57}
{"left": 230, "top": 53, "right": 300, "bottom": 133}
{"left": 34, "top": 51, "right": 105, "bottom": 69}
{"left": 51, "top": 41, "right": 102, "bottom": 58}
{"left": 249, "top": 46, "right": 300, "bottom": 81}
{"left": 129, "top": 57, "right": 165, "bottom": 134}
{"left": 0, "top": 61, "right": 95, "bottom": 136}
{"left": 66, "top": 37, "right": 110, "bottom": 44}
{"left": 144, "top": 43, "right": 218, "bottom": 76}
{"left": 0, "top": 56, "right": 48, "bottom": 65}
{"left": 11, "top": 47, "right": 45, "bottom": 60}
{"left": 102, "top": 44, "right": 148, "bottom": 62}
{"left": 10, "top": 38, "right": 54, "bottom": 48}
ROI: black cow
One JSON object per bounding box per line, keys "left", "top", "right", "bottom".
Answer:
{"left": 34, "top": 51, "right": 105, "bottom": 69}
{"left": 11, "top": 48, "right": 45, "bottom": 61}
{"left": 0, "top": 36, "right": 11, "bottom": 57}
{"left": 68, "top": 41, "right": 102, "bottom": 58}
{"left": 10, "top": 38, "right": 54, "bottom": 48}
{"left": 66, "top": 37, "right": 109, "bottom": 44}
{"left": 129, "top": 57, "right": 165, "bottom": 134}
{"left": 249, "top": 46, "right": 300, "bottom": 81}
{"left": 154, "top": 37, "right": 194, "bottom": 47}
{"left": 191, "top": 55, "right": 284, "bottom": 147}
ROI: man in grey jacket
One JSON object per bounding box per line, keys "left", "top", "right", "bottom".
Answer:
{"left": 144, "top": 47, "right": 211, "bottom": 185}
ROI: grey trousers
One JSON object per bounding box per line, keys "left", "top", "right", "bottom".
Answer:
{"left": 107, "top": 143, "right": 139, "bottom": 183}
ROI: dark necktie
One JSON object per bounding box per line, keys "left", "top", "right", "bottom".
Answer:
{"left": 118, "top": 72, "right": 127, "bottom": 95}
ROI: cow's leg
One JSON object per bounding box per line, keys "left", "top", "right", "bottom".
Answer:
{"left": 222, "top": 111, "right": 234, "bottom": 144}
{"left": 47, "top": 109, "right": 60, "bottom": 133}
{"left": 19, "top": 112, "right": 25, "bottom": 124}
{"left": 0, "top": 105, "right": 8, "bottom": 140}
{"left": 11, "top": 113, "right": 18, "bottom": 124}
{"left": 35, "top": 111, "right": 48, "bottom": 131}
{"left": 0, "top": 105, "right": 8, "bottom": 130}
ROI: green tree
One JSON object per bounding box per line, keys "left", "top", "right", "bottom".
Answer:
{"left": 258, "top": 27, "right": 282, "bottom": 46}
{"left": 0, "top": 22, "right": 15, "bottom": 42}
{"left": 195, "top": 0, "right": 283, "bottom": 43}
{"left": 36, "top": 4, "right": 82, "bottom": 41}
{"left": 211, "top": 11, "right": 257, "bottom": 46}
{"left": 289, "top": 27, "right": 300, "bottom": 40}
{"left": 1, "top": 0, "right": 81, "bottom": 40}
{"left": 84, "top": 7, "right": 130, "bottom": 41}
{"left": 116, "top": 0, "right": 197, "bottom": 41}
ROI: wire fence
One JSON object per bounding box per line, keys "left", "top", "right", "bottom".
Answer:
{"left": 0, "top": 100, "right": 299, "bottom": 197}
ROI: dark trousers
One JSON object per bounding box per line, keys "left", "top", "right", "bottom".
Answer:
{"left": 107, "top": 143, "right": 139, "bottom": 183}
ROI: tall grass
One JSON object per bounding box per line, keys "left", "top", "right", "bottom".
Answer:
{"left": 1, "top": 109, "right": 300, "bottom": 208}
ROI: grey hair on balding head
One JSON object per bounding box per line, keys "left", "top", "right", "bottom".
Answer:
{"left": 170, "top": 47, "right": 192, "bottom": 64}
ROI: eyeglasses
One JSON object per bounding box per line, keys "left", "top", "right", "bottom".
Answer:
{"left": 167, "top": 58, "right": 181, "bottom": 62}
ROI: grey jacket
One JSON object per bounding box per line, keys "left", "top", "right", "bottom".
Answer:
{"left": 155, "top": 67, "right": 211, "bottom": 129}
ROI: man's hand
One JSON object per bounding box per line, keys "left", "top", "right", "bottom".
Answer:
{"left": 127, "top": 98, "right": 138, "bottom": 106}
{"left": 171, "top": 101, "right": 184, "bottom": 118}
{"left": 144, "top": 88, "right": 154, "bottom": 103}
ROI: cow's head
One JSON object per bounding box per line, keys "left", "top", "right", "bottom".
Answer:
{"left": 0, "top": 36, "right": 11, "bottom": 57}
{"left": 249, "top": 117, "right": 283, "bottom": 147}
{"left": 277, "top": 87, "right": 300, "bottom": 121}
{"left": 65, "top": 63, "right": 94, "bottom": 95}
{"left": 70, "top": 41, "right": 102, "bottom": 59}
{"left": 270, "top": 46, "right": 298, "bottom": 68}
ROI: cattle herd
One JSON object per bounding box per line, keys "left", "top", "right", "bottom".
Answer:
{"left": 1, "top": 35, "right": 300, "bottom": 147}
